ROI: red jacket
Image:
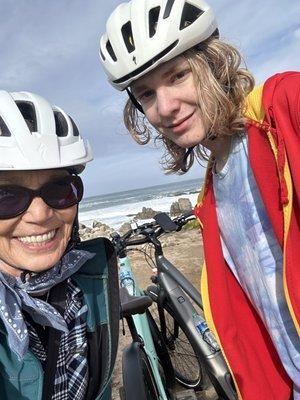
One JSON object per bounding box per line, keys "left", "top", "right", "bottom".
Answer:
{"left": 195, "top": 72, "right": 300, "bottom": 399}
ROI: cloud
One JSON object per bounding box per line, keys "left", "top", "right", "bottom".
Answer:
{"left": 216, "top": 0, "right": 300, "bottom": 81}
{"left": 81, "top": 148, "right": 205, "bottom": 197}
{"left": 0, "top": 0, "right": 299, "bottom": 196}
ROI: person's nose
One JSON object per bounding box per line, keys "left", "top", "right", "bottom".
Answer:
{"left": 22, "top": 196, "right": 54, "bottom": 224}
{"left": 156, "top": 87, "right": 180, "bottom": 119}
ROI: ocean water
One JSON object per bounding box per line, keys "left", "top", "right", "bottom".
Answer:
{"left": 78, "top": 178, "right": 203, "bottom": 230}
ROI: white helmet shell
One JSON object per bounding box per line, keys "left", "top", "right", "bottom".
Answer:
{"left": 100, "top": 0, "right": 218, "bottom": 90}
{"left": 0, "top": 91, "right": 93, "bottom": 171}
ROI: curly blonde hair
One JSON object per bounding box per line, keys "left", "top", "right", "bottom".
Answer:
{"left": 123, "top": 37, "right": 255, "bottom": 173}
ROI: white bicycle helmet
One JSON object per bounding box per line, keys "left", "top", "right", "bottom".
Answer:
{"left": 100, "top": 0, "right": 218, "bottom": 90}
{"left": 0, "top": 90, "right": 93, "bottom": 172}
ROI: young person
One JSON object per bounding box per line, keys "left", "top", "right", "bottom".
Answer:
{"left": 0, "top": 90, "right": 119, "bottom": 399}
{"left": 99, "top": 0, "right": 300, "bottom": 398}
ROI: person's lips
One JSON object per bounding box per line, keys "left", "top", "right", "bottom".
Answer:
{"left": 17, "top": 229, "right": 56, "bottom": 244}
{"left": 166, "top": 111, "right": 195, "bottom": 131}
{"left": 13, "top": 228, "right": 60, "bottom": 251}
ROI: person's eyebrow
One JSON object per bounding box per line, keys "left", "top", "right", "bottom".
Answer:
{"left": 132, "top": 83, "right": 148, "bottom": 97}
{"left": 162, "top": 60, "right": 190, "bottom": 78}
{"left": 132, "top": 62, "right": 188, "bottom": 96}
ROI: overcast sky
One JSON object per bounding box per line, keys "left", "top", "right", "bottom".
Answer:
{"left": 0, "top": 0, "right": 299, "bottom": 197}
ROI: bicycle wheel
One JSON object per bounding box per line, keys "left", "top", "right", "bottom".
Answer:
{"left": 148, "top": 299, "right": 209, "bottom": 391}
{"left": 122, "top": 342, "right": 160, "bottom": 400}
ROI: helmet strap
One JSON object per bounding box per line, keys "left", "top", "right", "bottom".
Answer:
{"left": 126, "top": 89, "right": 145, "bottom": 114}
{"left": 206, "top": 130, "right": 217, "bottom": 141}
{"left": 64, "top": 207, "right": 80, "bottom": 253}
{"left": 182, "top": 146, "right": 194, "bottom": 172}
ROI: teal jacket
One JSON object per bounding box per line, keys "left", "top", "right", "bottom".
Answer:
{"left": 0, "top": 238, "right": 119, "bottom": 400}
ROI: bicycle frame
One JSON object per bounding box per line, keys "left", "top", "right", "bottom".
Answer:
{"left": 147, "top": 251, "right": 237, "bottom": 400}
{"left": 119, "top": 255, "right": 169, "bottom": 400}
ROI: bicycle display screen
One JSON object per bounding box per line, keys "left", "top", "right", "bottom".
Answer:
{"left": 154, "top": 212, "right": 178, "bottom": 232}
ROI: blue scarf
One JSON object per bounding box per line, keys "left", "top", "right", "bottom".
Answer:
{"left": 0, "top": 249, "right": 94, "bottom": 360}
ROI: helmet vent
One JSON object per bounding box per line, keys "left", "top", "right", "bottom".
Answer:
{"left": 69, "top": 116, "right": 80, "bottom": 136}
{"left": 163, "top": 0, "right": 175, "bottom": 19}
{"left": 16, "top": 101, "right": 37, "bottom": 133}
{"left": 0, "top": 117, "right": 11, "bottom": 137}
{"left": 149, "top": 7, "right": 160, "bottom": 38}
{"left": 106, "top": 40, "right": 117, "bottom": 62}
{"left": 180, "top": 2, "right": 204, "bottom": 30}
{"left": 54, "top": 111, "right": 68, "bottom": 137}
{"left": 121, "top": 22, "right": 135, "bottom": 53}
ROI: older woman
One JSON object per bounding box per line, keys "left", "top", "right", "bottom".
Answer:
{"left": 0, "top": 91, "right": 118, "bottom": 400}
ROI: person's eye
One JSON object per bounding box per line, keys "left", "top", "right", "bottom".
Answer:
{"left": 172, "top": 69, "right": 191, "bottom": 83}
{"left": 138, "top": 89, "right": 154, "bottom": 102}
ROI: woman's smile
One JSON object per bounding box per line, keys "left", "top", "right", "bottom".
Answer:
{"left": 14, "top": 228, "right": 59, "bottom": 250}
{"left": 0, "top": 170, "right": 77, "bottom": 276}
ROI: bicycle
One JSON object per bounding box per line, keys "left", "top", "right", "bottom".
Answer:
{"left": 112, "top": 212, "right": 237, "bottom": 400}
{"left": 113, "top": 231, "right": 175, "bottom": 400}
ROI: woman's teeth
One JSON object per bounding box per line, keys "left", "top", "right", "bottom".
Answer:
{"left": 18, "top": 230, "right": 56, "bottom": 244}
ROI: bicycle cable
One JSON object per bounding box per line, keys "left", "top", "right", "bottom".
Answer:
{"left": 126, "top": 247, "right": 156, "bottom": 270}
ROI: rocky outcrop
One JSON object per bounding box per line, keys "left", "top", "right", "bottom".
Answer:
{"left": 135, "top": 207, "right": 160, "bottom": 220}
{"left": 118, "top": 222, "right": 132, "bottom": 235}
{"left": 79, "top": 221, "right": 113, "bottom": 241}
{"left": 170, "top": 198, "right": 192, "bottom": 216}
{"left": 79, "top": 197, "right": 195, "bottom": 241}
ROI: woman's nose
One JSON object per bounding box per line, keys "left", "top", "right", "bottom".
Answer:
{"left": 156, "top": 87, "right": 180, "bottom": 118}
{"left": 22, "top": 196, "right": 54, "bottom": 223}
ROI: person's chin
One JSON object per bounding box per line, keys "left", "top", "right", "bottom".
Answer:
{"left": 25, "top": 261, "right": 58, "bottom": 273}
{"left": 23, "top": 251, "right": 63, "bottom": 273}
{"left": 175, "top": 137, "right": 201, "bottom": 149}
{"left": 172, "top": 128, "right": 205, "bottom": 149}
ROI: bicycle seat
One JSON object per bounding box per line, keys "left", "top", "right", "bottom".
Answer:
{"left": 120, "top": 287, "right": 153, "bottom": 317}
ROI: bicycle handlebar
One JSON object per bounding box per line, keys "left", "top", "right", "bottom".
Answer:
{"left": 111, "top": 211, "right": 196, "bottom": 253}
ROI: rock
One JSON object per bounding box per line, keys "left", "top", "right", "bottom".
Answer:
{"left": 81, "top": 233, "right": 91, "bottom": 241}
{"left": 79, "top": 222, "right": 86, "bottom": 230}
{"left": 135, "top": 207, "right": 159, "bottom": 220}
{"left": 118, "top": 222, "right": 132, "bottom": 235}
{"left": 93, "top": 223, "right": 113, "bottom": 236}
{"left": 92, "top": 220, "right": 104, "bottom": 228}
{"left": 90, "top": 220, "right": 112, "bottom": 233}
{"left": 170, "top": 201, "right": 181, "bottom": 216}
{"left": 178, "top": 198, "right": 192, "bottom": 212}
{"left": 79, "top": 221, "right": 113, "bottom": 240}
{"left": 78, "top": 228, "right": 85, "bottom": 236}
{"left": 170, "top": 197, "right": 192, "bottom": 216}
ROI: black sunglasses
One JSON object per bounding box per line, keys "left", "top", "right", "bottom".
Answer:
{"left": 0, "top": 175, "right": 83, "bottom": 219}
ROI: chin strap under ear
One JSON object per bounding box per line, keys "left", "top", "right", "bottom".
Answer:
{"left": 126, "top": 88, "right": 145, "bottom": 114}
{"left": 181, "top": 146, "right": 195, "bottom": 173}
{"left": 206, "top": 130, "right": 217, "bottom": 141}
{"left": 65, "top": 208, "right": 80, "bottom": 253}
